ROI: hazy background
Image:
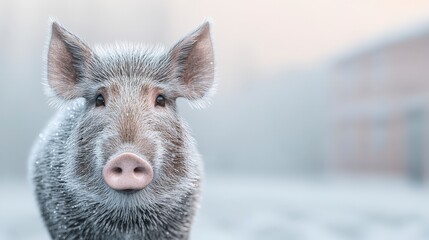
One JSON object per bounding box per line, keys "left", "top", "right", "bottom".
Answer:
{"left": 2, "top": 0, "right": 429, "bottom": 239}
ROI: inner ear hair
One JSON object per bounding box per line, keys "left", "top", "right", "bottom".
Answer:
{"left": 169, "top": 22, "right": 215, "bottom": 101}
{"left": 47, "top": 22, "right": 93, "bottom": 100}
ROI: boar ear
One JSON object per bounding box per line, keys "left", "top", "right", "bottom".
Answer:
{"left": 169, "top": 22, "right": 215, "bottom": 105}
{"left": 46, "top": 22, "right": 94, "bottom": 100}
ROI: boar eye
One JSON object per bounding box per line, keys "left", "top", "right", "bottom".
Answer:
{"left": 155, "top": 95, "right": 166, "bottom": 107}
{"left": 95, "top": 94, "right": 105, "bottom": 107}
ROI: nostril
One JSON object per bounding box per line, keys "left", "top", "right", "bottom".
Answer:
{"left": 134, "top": 167, "right": 145, "bottom": 174}
{"left": 112, "top": 167, "right": 122, "bottom": 174}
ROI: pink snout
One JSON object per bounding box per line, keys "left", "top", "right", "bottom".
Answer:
{"left": 103, "top": 153, "right": 153, "bottom": 191}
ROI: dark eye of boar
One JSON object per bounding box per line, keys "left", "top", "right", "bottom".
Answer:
{"left": 95, "top": 94, "right": 105, "bottom": 107}
{"left": 155, "top": 95, "right": 166, "bottom": 107}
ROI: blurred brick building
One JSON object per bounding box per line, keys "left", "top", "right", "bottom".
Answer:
{"left": 329, "top": 25, "right": 429, "bottom": 182}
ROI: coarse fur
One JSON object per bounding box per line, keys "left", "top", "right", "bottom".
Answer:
{"left": 29, "top": 21, "right": 215, "bottom": 240}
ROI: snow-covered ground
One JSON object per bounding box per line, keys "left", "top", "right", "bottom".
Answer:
{"left": 1, "top": 176, "right": 429, "bottom": 240}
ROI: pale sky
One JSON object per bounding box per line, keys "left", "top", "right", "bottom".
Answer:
{"left": 3, "top": 0, "right": 429, "bottom": 86}
{"left": 165, "top": 0, "right": 429, "bottom": 72}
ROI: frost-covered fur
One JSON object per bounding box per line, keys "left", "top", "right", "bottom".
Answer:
{"left": 29, "top": 21, "right": 215, "bottom": 240}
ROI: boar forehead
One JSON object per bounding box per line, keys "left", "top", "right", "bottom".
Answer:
{"left": 92, "top": 44, "right": 172, "bottom": 85}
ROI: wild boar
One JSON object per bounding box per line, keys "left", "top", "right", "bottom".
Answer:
{"left": 29, "top": 21, "right": 215, "bottom": 240}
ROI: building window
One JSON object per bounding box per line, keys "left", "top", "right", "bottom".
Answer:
{"left": 342, "top": 63, "right": 358, "bottom": 97}
{"left": 371, "top": 51, "right": 389, "bottom": 91}
{"left": 371, "top": 109, "right": 388, "bottom": 154}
